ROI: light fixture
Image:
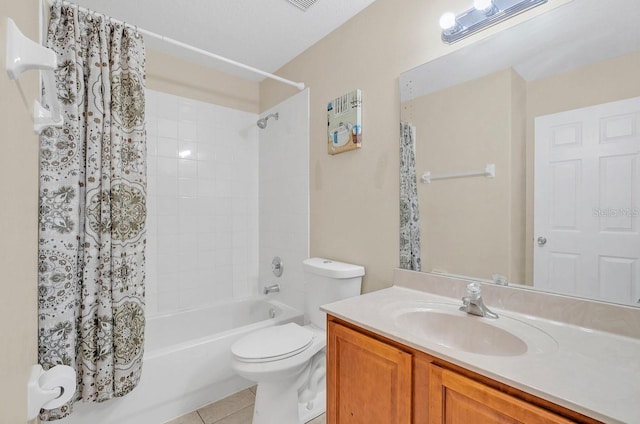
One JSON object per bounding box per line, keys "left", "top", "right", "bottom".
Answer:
{"left": 439, "top": 0, "right": 547, "bottom": 44}
{"left": 439, "top": 12, "right": 458, "bottom": 31}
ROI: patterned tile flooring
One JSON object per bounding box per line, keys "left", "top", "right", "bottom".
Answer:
{"left": 166, "top": 387, "right": 326, "bottom": 424}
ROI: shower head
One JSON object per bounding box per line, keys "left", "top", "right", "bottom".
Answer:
{"left": 257, "top": 112, "right": 279, "bottom": 129}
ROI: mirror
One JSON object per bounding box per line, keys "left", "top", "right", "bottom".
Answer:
{"left": 399, "top": 0, "right": 640, "bottom": 307}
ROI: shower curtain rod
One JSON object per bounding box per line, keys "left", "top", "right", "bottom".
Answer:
{"left": 44, "top": 0, "right": 306, "bottom": 91}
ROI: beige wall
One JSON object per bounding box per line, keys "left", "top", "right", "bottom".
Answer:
{"left": 146, "top": 49, "right": 259, "bottom": 113}
{"left": 404, "top": 69, "right": 526, "bottom": 282}
{"left": 259, "top": 0, "right": 566, "bottom": 293}
{"left": 0, "top": 1, "right": 40, "bottom": 423}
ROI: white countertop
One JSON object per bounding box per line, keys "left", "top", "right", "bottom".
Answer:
{"left": 321, "top": 286, "right": 640, "bottom": 424}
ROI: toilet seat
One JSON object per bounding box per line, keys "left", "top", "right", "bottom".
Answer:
{"left": 232, "top": 323, "right": 315, "bottom": 363}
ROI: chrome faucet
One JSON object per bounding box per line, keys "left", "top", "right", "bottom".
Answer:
{"left": 459, "top": 283, "right": 498, "bottom": 319}
{"left": 263, "top": 284, "right": 280, "bottom": 295}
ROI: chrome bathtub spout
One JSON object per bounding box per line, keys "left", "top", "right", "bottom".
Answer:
{"left": 263, "top": 284, "right": 280, "bottom": 295}
{"left": 459, "top": 283, "right": 498, "bottom": 319}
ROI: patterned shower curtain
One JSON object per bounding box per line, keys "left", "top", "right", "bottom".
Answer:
{"left": 38, "top": 2, "right": 146, "bottom": 420}
{"left": 399, "top": 122, "right": 422, "bottom": 271}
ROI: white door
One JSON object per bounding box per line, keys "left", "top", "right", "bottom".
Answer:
{"left": 534, "top": 97, "right": 640, "bottom": 306}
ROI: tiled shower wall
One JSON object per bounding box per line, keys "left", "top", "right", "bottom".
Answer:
{"left": 145, "top": 90, "right": 259, "bottom": 315}
{"left": 259, "top": 90, "right": 310, "bottom": 313}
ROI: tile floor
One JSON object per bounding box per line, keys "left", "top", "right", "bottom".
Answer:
{"left": 166, "top": 387, "right": 326, "bottom": 424}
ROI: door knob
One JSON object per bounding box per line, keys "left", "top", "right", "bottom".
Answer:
{"left": 537, "top": 236, "right": 547, "bottom": 246}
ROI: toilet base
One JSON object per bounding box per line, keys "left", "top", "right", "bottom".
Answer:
{"left": 253, "top": 379, "right": 299, "bottom": 424}
{"left": 298, "top": 387, "right": 326, "bottom": 423}
{"left": 251, "top": 375, "right": 326, "bottom": 424}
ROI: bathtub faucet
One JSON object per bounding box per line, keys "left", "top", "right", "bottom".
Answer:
{"left": 263, "top": 284, "right": 280, "bottom": 295}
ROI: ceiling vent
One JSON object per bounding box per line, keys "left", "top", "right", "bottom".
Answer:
{"left": 286, "top": 0, "right": 318, "bottom": 11}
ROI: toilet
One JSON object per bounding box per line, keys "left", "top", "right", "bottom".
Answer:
{"left": 231, "top": 257, "right": 364, "bottom": 424}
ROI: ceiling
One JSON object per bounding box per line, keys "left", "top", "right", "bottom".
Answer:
{"left": 69, "top": 0, "right": 377, "bottom": 81}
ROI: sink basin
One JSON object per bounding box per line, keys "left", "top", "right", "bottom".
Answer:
{"left": 386, "top": 302, "right": 557, "bottom": 357}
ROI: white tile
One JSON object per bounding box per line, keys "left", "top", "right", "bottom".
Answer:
{"left": 197, "top": 233, "right": 217, "bottom": 251}
{"left": 213, "top": 197, "right": 232, "bottom": 215}
{"left": 197, "top": 178, "right": 216, "bottom": 197}
{"left": 215, "top": 267, "right": 234, "bottom": 298}
{"left": 157, "top": 271, "right": 179, "bottom": 293}
{"left": 215, "top": 161, "right": 234, "bottom": 180}
{"left": 178, "top": 99, "right": 197, "bottom": 121}
{"left": 180, "top": 288, "right": 205, "bottom": 308}
{"left": 179, "top": 196, "right": 198, "bottom": 216}
{"left": 231, "top": 180, "right": 249, "bottom": 197}
{"left": 198, "top": 160, "right": 216, "bottom": 179}
{"left": 232, "top": 231, "right": 247, "bottom": 249}
{"left": 179, "top": 233, "right": 198, "bottom": 254}
{"left": 157, "top": 289, "right": 181, "bottom": 311}
{"left": 157, "top": 215, "right": 179, "bottom": 235}
{"left": 197, "top": 215, "right": 216, "bottom": 233}
{"left": 197, "top": 103, "right": 214, "bottom": 124}
{"left": 157, "top": 136, "right": 178, "bottom": 158}
{"left": 157, "top": 234, "right": 180, "bottom": 256}
{"left": 157, "top": 95, "right": 178, "bottom": 119}
{"left": 179, "top": 159, "right": 198, "bottom": 178}
{"left": 156, "top": 177, "right": 178, "bottom": 197}
{"left": 158, "top": 118, "right": 178, "bottom": 138}
{"left": 156, "top": 196, "right": 179, "bottom": 216}
{"left": 197, "top": 197, "right": 217, "bottom": 216}
{"left": 157, "top": 157, "right": 178, "bottom": 177}
{"left": 215, "top": 215, "right": 233, "bottom": 233}
{"left": 196, "top": 124, "right": 216, "bottom": 146}
{"left": 213, "top": 248, "right": 233, "bottom": 267}
{"left": 179, "top": 121, "right": 197, "bottom": 141}
{"left": 146, "top": 157, "right": 157, "bottom": 177}
{"left": 179, "top": 269, "right": 199, "bottom": 287}
{"left": 232, "top": 215, "right": 247, "bottom": 232}
{"left": 178, "top": 178, "right": 198, "bottom": 197}
{"left": 179, "top": 214, "right": 199, "bottom": 234}
{"left": 198, "top": 252, "right": 217, "bottom": 271}
{"left": 214, "top": 232, "right": 232, "bottom": 250}
{"left": 216, "top": 179, "right": 232, "bottom": 198}
{"left": 178, "top": 141, "right": 198, "bottom": 160}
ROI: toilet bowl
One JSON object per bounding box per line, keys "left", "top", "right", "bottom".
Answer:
{"left": 230, "top": 258, "right": 364, "bottom": 424}
{"left": 231, "top": 323, "right": 326, "bottom": 424}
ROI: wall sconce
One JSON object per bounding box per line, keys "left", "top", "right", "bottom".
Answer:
{"left": 439, "top": 0, "right": 547, "bottom": 44}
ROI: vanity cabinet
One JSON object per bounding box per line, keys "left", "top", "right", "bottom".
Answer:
{"left": 428, "top": 365, "right": 572, "bottom": 424}
{"left": 326, "top": 319, "right": 412, "bottom": 423}
{"left": 327, "top": 316, "right": 601, "bottom": 424}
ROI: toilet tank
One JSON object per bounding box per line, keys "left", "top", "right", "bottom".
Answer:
{"left": 303, "top": 258, "right": 365, "bottom": 329}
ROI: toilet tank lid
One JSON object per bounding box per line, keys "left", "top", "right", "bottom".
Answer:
{"left": 303, "top": 258, "right": 365, "bottom": 279}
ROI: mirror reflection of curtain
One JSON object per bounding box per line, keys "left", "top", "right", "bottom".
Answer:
{"left": 399, "top": 122, "right": 422, "bottom": 271}
{"left": 38, "top": 2, "right": 147, "bottom": 420}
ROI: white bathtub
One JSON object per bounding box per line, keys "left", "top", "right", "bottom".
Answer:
{"left": 59, "top": 298, "right": 303, "bottom": 424}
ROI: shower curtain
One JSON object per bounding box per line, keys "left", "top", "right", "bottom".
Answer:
{"left": 399, "top": 122, "right": 422, "bottom": 271}
{"left": 38, "top": 2, "right": 146, "bottom": 420}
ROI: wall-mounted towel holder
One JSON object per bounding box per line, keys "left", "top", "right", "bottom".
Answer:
{"left": 421, "top": 163, "right": 495, "bottom": 184}
{"left": 6, "top": 18, "right": 63, "bottom": 134}
{"left": 27, "top": 364, "right": 76, "bottom": 420}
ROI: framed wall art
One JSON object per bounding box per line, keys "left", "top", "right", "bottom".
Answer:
{"left": 327, "top": 89, "right": 362, "bottom": 155}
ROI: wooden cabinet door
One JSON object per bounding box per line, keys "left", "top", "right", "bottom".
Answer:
{"left": 327, "top": 321, "right": 412, "bottom": 424}
{"left": 428, "top": 365, "right": 574, "bottom": 424}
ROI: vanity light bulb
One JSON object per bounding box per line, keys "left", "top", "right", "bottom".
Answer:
{"left": 439, "top": 12, "right": 457, "bottom": 31}
{"left": 474, "top": 0, "right": 494, "bottom": 11}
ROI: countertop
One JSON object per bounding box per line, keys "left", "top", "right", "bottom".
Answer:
{"left": 321, "top": 285, "right": 640, "bottom": 423}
